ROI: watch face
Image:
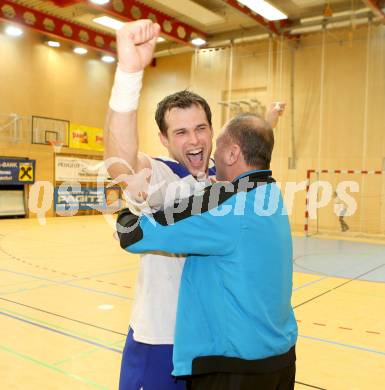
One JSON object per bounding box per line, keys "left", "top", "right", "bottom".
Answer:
{"left": 106, "top": 188, "right": 120, "bottom": 206}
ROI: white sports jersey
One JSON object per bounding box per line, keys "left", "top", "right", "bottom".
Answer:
{"left": 127, "top": 155, "right": 216, "bottom": 344}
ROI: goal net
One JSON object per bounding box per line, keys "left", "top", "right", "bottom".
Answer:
{"left": 305, "top": 169, "right": 385, "bottom": 240}
{"left": 0, "top": 114, "right": 31, "bottom": 144}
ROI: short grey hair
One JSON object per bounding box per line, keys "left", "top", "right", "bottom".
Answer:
{"left": 225, "top": 113, "right": 274, "bottom": 169}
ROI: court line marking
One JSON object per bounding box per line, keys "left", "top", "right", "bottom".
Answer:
{"left": 6, "top": 252, "right": 135, "bottom": 289}
{"left": 0, "top": 306, "right": 124, "bottom": 347}
{"left": 292, "top": 250, "right": 384, "bottom": 293}
{"left": 0, "top": 344, "right": 109, "bottom": 390}
{"left": 295, "top": 381, "right": 327, "bottom": 390}
{"left": 53, "top": 339, "right": 125, "bottom": 367}
{"left": 0, "top": 233, "right": 137, "bottom": 288}
{"left": 0, "top": 268, "right": 132, "bottom": 300}
{"left": 0, "top": 266, "right": 137, "bottom": 296}
{"left": 63, "top": 266, "right": 138, "bottom": 283}
{"left": 0, "top": 311, "right": 123, "bottom": 354}
{"left": 293, "top": 250, "right": 385, "bottom": 284}
{"left": 293, "top": 275, "right": 329, "bottom": 291}
{"left": 294, "top": 263, "right": 385, "bottom": 309}
{"left": 298, "top": 334, "right": 385, "bottom": 356}
{"left": 297, "top": 319, "right": 381, "bottom": 335}
{"left": 0, "top": 296, "right": 127, "bottom": 336}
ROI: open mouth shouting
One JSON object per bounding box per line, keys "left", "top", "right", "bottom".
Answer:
{"left": 186, "top": 148, "right": 204, "bottom": 169}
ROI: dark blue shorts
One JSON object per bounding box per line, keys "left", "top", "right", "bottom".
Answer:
{"left": 119, "top": 328, "right": 186, "bottom": 390}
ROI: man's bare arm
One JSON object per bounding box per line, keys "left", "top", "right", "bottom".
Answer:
{"left": 104, "top": 20, "right": 160, "bottom": 179}
{"left": 104, "top": 110, "right": 148, "bottom": 177}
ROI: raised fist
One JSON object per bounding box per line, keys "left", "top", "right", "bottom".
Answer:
{"left": 266, "top": 102, "right": 286, "bottom": 129}
{"left": 117, "top": 20, "right": 161, "bottom": 73}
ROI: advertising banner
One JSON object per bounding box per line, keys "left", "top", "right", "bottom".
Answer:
{"left": 54, "top": 186, "right": 121, "bottom": 212}
{"left": 0, "top": 158, "right": 36, "bottom": 185}
{"left": 69, "top": 123, "right": 104, "bottom": 151}
{"left": 92, "top": 127, "right": 104, "bottom": 152}
{"left": 55, "top": 156, "right": 111, "bottom": 182}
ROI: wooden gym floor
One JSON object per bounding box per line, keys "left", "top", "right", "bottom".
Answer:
{"left": 0, "top": 215, "right": 384, "bottom": 389}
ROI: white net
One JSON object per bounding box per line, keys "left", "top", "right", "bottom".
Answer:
{"left": 306, "top": 171, "right": 385, "bottom": 240}
{"left": 0, "top": 114, "right": 31, "bottom": 144}
{"left": 49, "top": 140, "right": 64, "bottom": 154}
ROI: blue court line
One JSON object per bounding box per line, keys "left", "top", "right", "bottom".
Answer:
{"left": 0, "top": 269, "right": 132, "bottom": 300}
{"left": 299, "top": 334, "right": 385, "bottom": 356}
{"left": 0, "top": 311, "right": 123, "bottom": 354}
{"left": 1, "top": 306, "right": 123, "bottom": 346}
{"left": 293, "top": 275, "right": 329, "bottom": 291}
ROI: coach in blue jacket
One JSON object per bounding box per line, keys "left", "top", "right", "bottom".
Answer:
{"left": 117, "top": 113, "right": 297, "bottom": 390}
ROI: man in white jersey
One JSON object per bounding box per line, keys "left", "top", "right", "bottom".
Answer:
{"left": 104, "top": 19, "right": 284, "bottom": 390}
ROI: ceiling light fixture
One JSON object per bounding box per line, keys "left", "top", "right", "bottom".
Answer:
{"left": 191, "top": 37, "right": 207, "bottom": 46}
{"left": 73, "top": 47, "right": 88, "bottom": 55}
{"left": 47, "top": 40, "right": 60, "bottom": 48}
{"left": 5, "top": 25, "right": 23, "bottom": 37}
{"left": 90, "top": 0, "right": 110, "bottom": 4}
{"left": 101, "top": 55, "right": 115, "bottom": 63}
{"left": 237, "top": 0, "right": 287, "bottom": 21}
{"left": 93, "top": 16, "right": 124, "bottom": 31}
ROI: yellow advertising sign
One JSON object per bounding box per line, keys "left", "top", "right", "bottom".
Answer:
{"left": 18, "top": 162, "right": 34, "bottom": 182}
{"left": 69, "top": 123, "right": 104, "bottom": 151}
{"left": 92, "top": 127, "right": 104, "bottom": 152}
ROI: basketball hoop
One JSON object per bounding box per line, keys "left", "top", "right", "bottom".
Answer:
{"left": 48, "top": 140, "right": 64, "bottom": 153}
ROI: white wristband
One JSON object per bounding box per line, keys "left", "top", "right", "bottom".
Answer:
{"left": 109, "top": 66, "right": 143, "bottom": 113}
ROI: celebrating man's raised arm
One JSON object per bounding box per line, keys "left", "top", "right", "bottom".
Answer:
{"left": 104, "top": 20, "right": 160, "bottom": 179}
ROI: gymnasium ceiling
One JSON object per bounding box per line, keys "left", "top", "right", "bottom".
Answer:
{"left": 0, "top": 0, "right": 384, "bottom": 56}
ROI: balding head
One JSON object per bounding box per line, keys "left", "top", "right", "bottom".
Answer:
{"left": 225, "top": 113, "right": 274, "bottom": 168}
{"left": 214, "top": 113, "right": 274, "bottom": 181}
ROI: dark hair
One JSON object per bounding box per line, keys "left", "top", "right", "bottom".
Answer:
{"left": 155, "top": 90, "right": 212, "bottom": 135}
{"left": 226, "top": 113, "right": 274, "bottom": 169}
